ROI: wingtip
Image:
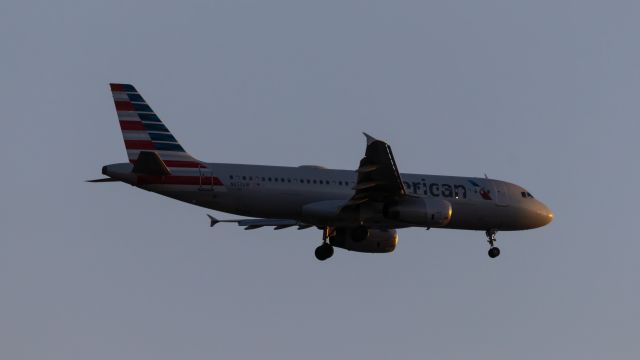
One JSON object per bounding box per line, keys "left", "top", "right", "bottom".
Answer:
{"left": 207, "top": 214, "right": 219, "bottom": 227}
{"left": 363, "top": 132, "right": 377, "bottom": 145}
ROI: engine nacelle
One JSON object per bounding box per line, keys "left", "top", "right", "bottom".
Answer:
{"left": 330, "top": 228, "right": 398, "bottom": 253}
{"left": 384, "top": 198, "right": 452, "bottom": 227}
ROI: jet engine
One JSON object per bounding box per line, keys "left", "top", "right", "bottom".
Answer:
{"left": 330, "top": 228, "right": 398, "bottom": 253}
{"left": 383, "top": 198, "right": 452, "bottom": 227}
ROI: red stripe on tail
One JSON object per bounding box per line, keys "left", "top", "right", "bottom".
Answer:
{"left": 114, "top": 101, "right": 135, "bottom": 111}
{"left": 119, "top": 120, "right": 146, "bottom": 131}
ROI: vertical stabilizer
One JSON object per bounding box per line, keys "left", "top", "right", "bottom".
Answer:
{"left": 110, "top": 83, "right": 204, "bottom": 169}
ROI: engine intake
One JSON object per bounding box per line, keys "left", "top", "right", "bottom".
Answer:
{"left": 384, "top": 198, "right": 452, "bottom": 226}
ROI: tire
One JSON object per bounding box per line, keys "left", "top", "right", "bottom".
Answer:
{"left": 488, "top": 247, "right": 501, "bottom": 258}
{"left": 315, "top": 244, "right": 334, "bottom": 261}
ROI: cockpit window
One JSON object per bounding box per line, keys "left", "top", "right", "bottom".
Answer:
{"left": 521, "top": 191, "right": 535, "bottom": 199}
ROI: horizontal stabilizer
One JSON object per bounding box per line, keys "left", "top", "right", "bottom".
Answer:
{"left": 132, "top": 151, "right": 171, "bottom": 176}
{"left": 86, "top": 178, "right": 119, "bottom": 183}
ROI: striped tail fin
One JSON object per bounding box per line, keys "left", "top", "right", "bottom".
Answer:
{"left": 110, "top": 83, "right": 204, "bottom": 169}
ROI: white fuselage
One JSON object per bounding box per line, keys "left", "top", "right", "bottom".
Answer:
{"left": 104, "top": 162, "right": 553, "bottom": 231}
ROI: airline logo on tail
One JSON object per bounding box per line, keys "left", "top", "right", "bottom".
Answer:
{"left": 110, "top": 83, "right": 224, "bottom": 187}
{"left": 111, "top": 83, "right": 203, "bottom": 169}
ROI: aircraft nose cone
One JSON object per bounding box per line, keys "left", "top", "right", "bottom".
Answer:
{"left": 526, "top": 201, "right": 553, "bottom": 229}
{"left": 541, "top": 203, "right": 554, "bottom": 226}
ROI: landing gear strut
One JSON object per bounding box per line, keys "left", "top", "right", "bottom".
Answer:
{"left": 485, "top": 229, "right": 500, "bottom": 258}
{"left": 315, "top": 227, "right": 335, "bottom": 261}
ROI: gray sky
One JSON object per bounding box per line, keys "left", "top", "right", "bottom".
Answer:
{"left": 1, "top": 1, "right": 639, "bottom": 359}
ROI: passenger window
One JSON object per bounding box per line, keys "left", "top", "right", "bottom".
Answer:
{"left": 229, "top": 175, "right": 234, "bottom": 179}
{"left": 313, "top": 180, "right": 317, "bottom": 184}
{"left": 242, "top": 176, "right": 246, "bottom": 180}
{"left": 268, "top": 177, "right": 272, "bottom": 182}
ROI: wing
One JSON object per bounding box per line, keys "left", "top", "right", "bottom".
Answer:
{"left": 207, "top": 215, "right": 313, "bottom": 230}
{"left": 345, "top": 133, "right": 406, "bottom": 206}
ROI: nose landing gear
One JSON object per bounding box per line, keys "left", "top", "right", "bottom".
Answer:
{"left": 486, "top": 229, "right": 500, "bottom": 258}
{"left": 315, "top": 243, "right": 334, "bottom": 261}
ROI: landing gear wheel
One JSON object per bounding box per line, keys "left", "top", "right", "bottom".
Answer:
{"left": 314, "top": 243, "right": 334, "bottom": 261}
{"left": 488, "top": 247, "right": 501, "bottom": 258}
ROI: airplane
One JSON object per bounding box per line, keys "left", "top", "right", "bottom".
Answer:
{"left": 91, "top": 83, "right": 554, "bottom": 261}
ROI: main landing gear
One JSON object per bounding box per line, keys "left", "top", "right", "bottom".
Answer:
{"left": 315, "top": 227, "right": 335, "bottom": 261}
{"left": 486, "top": 229, "right": 500, "bottom": 259}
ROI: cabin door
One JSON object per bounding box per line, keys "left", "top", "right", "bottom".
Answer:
{"left": 198, "top": 167, "right": 214, "bottom": 192}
